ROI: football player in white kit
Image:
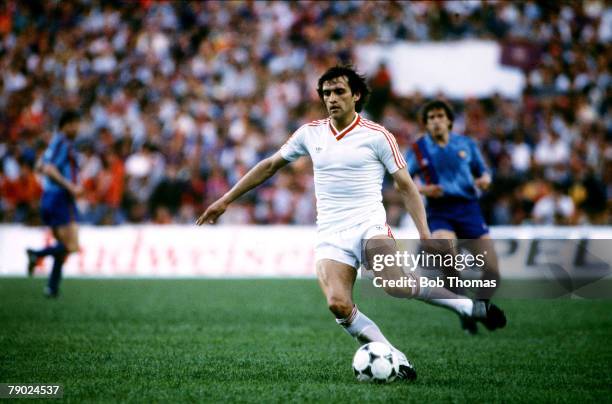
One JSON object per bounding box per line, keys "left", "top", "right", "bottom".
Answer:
{"left": 197, "top": 66, "right": 506, "bottom": 380}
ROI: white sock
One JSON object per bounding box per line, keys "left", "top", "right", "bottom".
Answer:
{"left": 427, "top": 298, "right": 473, "bottom": 316}
{"left": 417, "top": 285, "right": 473, "bottom": 316}
{"left": 336, "top": 306, "right": 392, "bottom": 346}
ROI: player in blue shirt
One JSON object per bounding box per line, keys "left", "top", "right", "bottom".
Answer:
{"left": 405, "top": 100, "right": 504, "bottom": 334}
{"left": 26, "top": 110, "right": 83, "bottom": 298}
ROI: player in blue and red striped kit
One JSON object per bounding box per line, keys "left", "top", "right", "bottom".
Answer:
{"left": 26, "top": 110, "right": 83, "bottom": 298}
{"left": 405, "top": 100, "right": 505, "bottom": 334}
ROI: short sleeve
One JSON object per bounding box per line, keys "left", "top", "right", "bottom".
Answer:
{"left": 375, "top": 130, "right": 406, "bottom": 174}
{"left": 280, "top": 125, "right": 308, "bottom": 162}
{"left": 42, "top": 135, "right": 63, "bottom": 165}
{"left": 468, "top": 138, "right": 488, "bottom": 177}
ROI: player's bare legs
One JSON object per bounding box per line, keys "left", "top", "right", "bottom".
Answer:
{"left": 430, "top": 229, "right": 477, "bottom": 333}
{"left": 317, "top": 257, "right": 416, "bottom": 380}
{"left": 53, "top": 222, "right": 80, "bottom": 254}
{"left": 316, "top": 259, "right": 357, "bottom": 320}
{"left": 45, "top": 223, "right": 79, "bottom": 297}
{"left": 364, "top": 233, "right": 505, "bottom": 334}
{"left": 365, "top": 235, "right": 419, "bottom": 298}
{"left": 431, "top": 229, "right": 461, "bottom": 293}
{"left": 316, "top": 258, "right": 395, "bottom": 361}
{"left": 432, "top": 230, "right": 500, "bottom": 298}
{"left": 430, "top": 229, "right": 504, "bottom": 333}
{"left": 461, "top": 234, "right": 504, "bottom": 332}
{"left": 26, "top": 222, "right": 80, "bottom": 297}
{"left": 468, "top": 234, "right": 500, "bottom": 300}
{"left": 365, "top": 234, "right": 472, "bottom": 304}
{"left": 317, "top": 258, "right": 394, "bottom": 346}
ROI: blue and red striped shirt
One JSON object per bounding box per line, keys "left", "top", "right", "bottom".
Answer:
{"left": 405, "top": 133, "right": 488, "bottom": 201}
{"left": 41, "top": 133, "right": 78, "bottom": 195}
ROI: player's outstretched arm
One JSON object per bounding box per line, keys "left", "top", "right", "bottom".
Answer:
{"left": 391, "top": 169, "right": 431, "bottom": 240}
{"left": 196, "top": 152, "right": 290, "bottom": 225}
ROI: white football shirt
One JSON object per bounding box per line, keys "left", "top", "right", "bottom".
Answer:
{"left": 280, "top": 114, "right": 406, "bottom": 233}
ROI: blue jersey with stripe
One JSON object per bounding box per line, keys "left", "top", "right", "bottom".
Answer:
{"left": 41, "top": 133, "right": 78, "bottom": 194}
{"left": 405, "top": 133, "right": 488, "bottom": 200}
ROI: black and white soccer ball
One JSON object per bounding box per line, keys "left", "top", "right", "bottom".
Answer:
{"left": 352, "top": 342, "right": 400, "bottom": 383}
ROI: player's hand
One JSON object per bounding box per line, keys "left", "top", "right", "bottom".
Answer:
{"left": 420, "top": 184, "right": 443, "bottom": 198}
{"left": 475, "top": 175, "right": 491, "bottom": 190}
{"left": 69, "top": 184, "right": 85, "bottom": 198}
{"left": 196, "top": 199, "right": 228, "bottom": 225}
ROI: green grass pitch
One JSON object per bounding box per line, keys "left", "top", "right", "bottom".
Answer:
{"left": 1, "top": 278, "right": 611, "bottom": 403}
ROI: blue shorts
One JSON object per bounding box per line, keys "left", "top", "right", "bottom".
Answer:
{"left": 426, "top": 197, "right": 489, "bottom": 239}
{"left": 40, "top": 191, "right": 79, "bottom": 228}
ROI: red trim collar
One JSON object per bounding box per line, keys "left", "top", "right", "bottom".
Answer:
{"left": 329, "top": 114, "right": 360, "bottom": 141}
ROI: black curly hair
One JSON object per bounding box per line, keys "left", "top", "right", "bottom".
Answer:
{"left": 58, "top": 109, "right": 81, "bottom": 129}
{"left": 317, "top": 65, "right": 370, "bottom": 112}
{"left": 421, "top": 99, "right": 455, "bottom": 130}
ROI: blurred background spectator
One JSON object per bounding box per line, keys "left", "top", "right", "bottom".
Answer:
{"left": 0, "top": 0, "right": 610, "bottom": 226}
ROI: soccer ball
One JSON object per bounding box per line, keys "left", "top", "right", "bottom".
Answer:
{"left": 352, "top": 342, "right": 399, "bottom": 383}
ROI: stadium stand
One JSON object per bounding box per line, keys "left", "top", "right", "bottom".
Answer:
{"left": 0, "top": 1, "right": 610, "bottom": 226}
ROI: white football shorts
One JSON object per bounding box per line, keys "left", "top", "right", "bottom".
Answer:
{"left": 315, "top": 217, "right": 395, "bottom": 269}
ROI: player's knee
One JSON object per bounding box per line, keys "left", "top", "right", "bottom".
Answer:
{"left": 364, "top": 238, "right": 395, "bottom": 270}
{"left": 327, "top": 295, "right": 353, "bottom": 318}
{"left": 65, "top": 243, "right": 79, "bottom": 254}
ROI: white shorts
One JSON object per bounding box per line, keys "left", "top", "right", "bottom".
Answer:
{"left": 315, "top": 218, "right": 395, "bottom": 269}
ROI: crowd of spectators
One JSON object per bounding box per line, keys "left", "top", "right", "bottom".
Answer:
{"left": 0, "top": 0, "right": 610, "bottom": 227}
